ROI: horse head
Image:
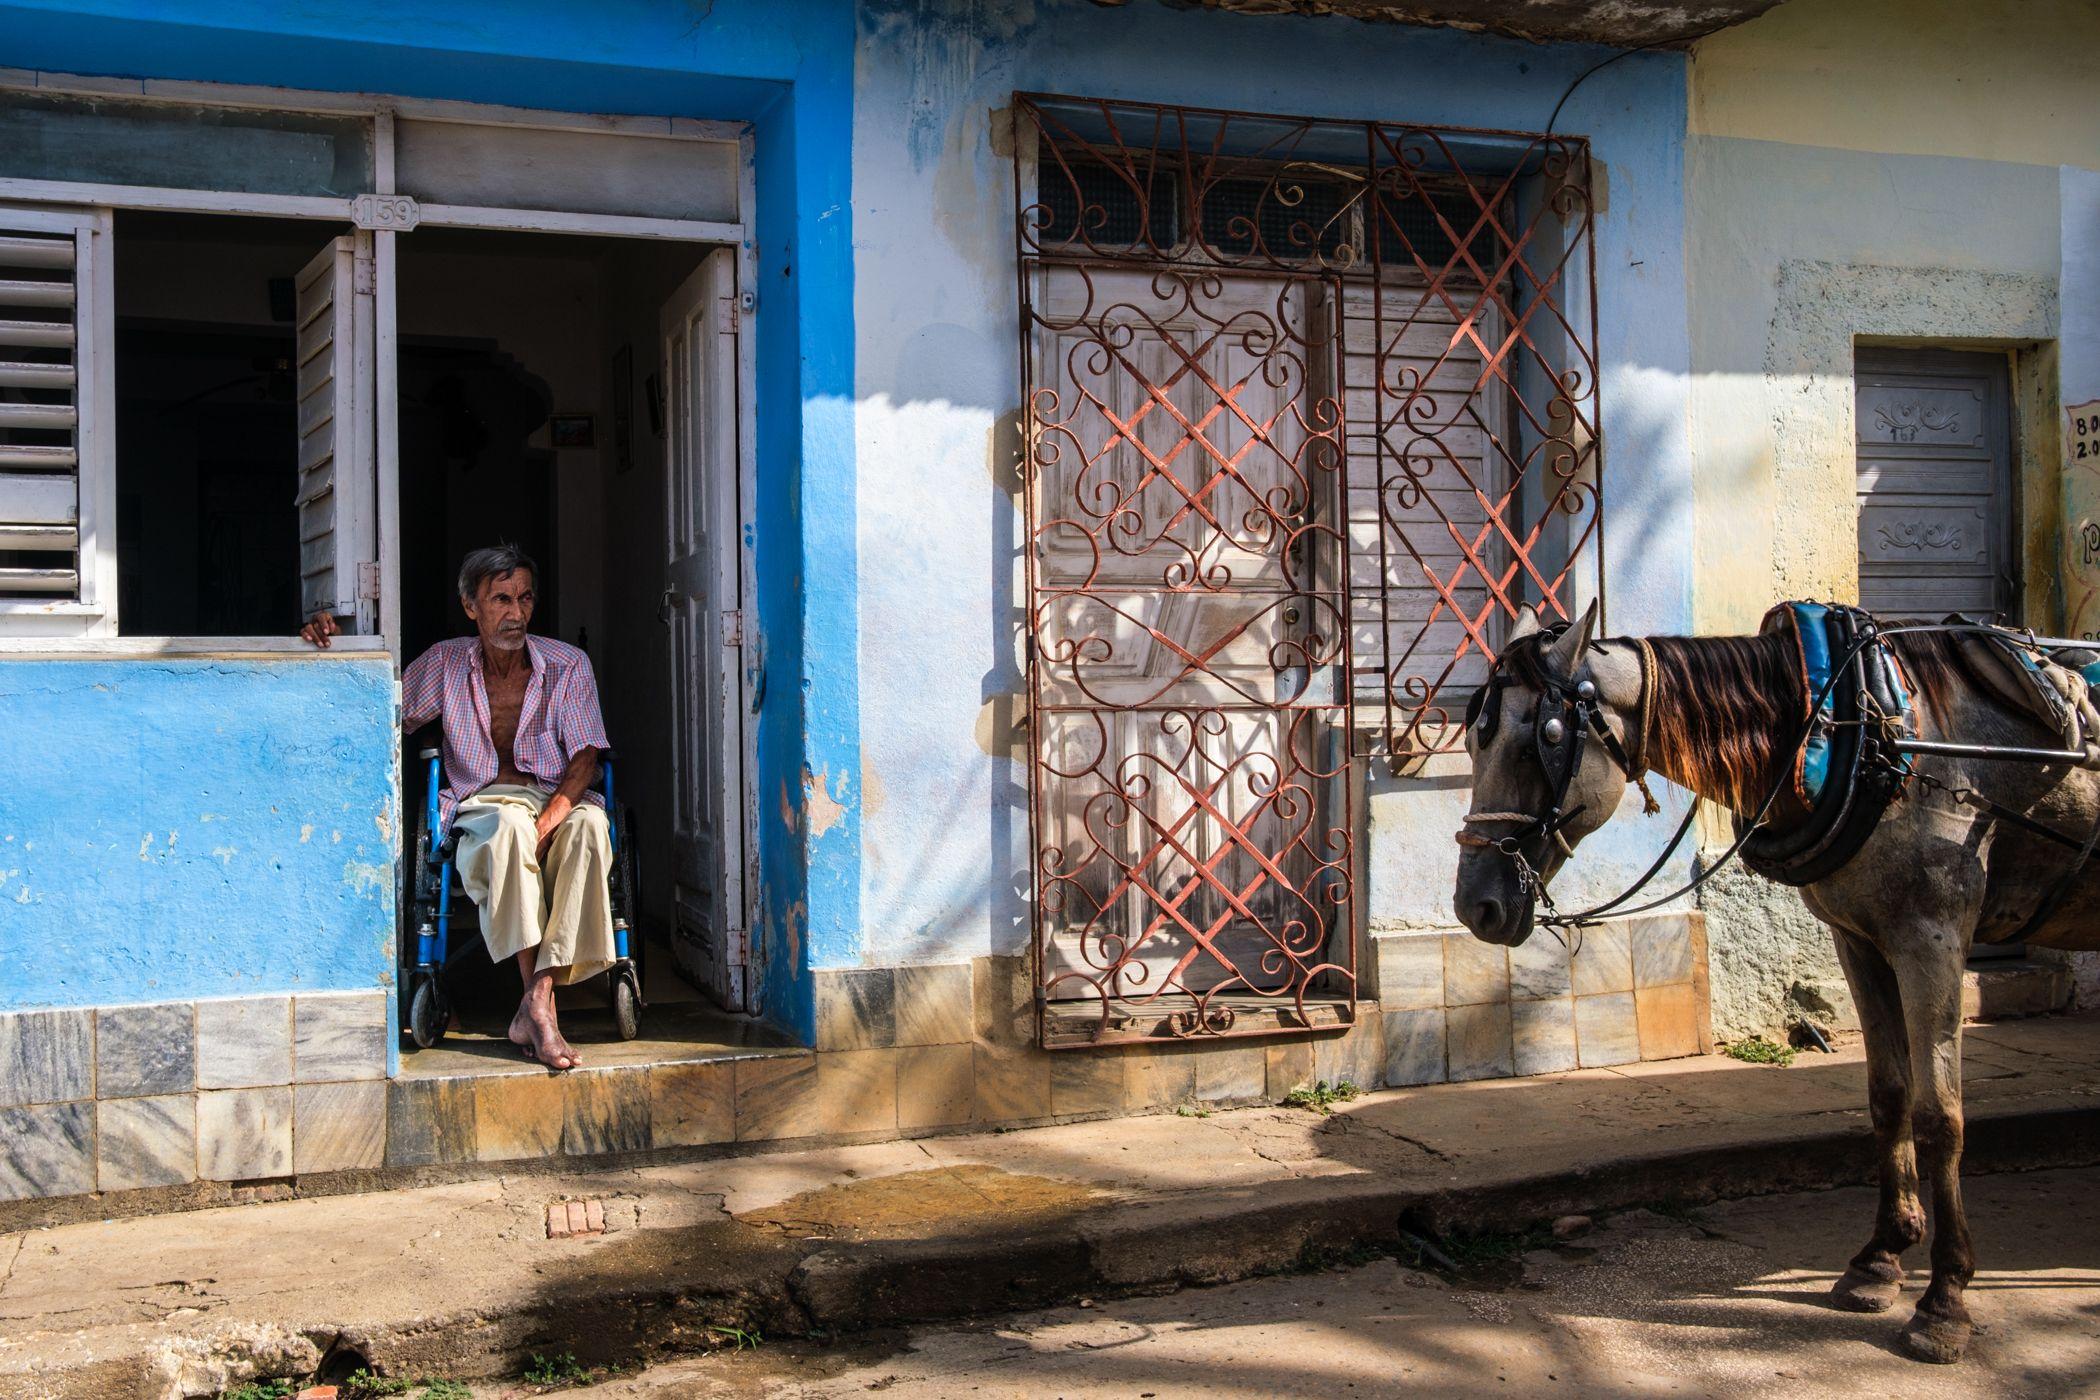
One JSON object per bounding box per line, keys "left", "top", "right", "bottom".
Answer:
{"left": 1451, "top": 600, "right": 1647, "bottom": 946}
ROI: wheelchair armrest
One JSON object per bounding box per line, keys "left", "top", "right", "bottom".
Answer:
{"left": 419, "top": 746, "right": 441, "bottom": 761}
{"left": 598, "top": 747, "right": 618, "bottom": 763}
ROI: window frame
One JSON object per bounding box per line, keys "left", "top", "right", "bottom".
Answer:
{"left": 0, "top": 202, "right": 115, "bottom": 636}
{"left": 0, "top": 67, "right": 754, "bottom": 653}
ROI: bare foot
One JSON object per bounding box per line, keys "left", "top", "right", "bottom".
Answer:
{"left": 508, "top": 998, "right": 579, "bottom": 1071}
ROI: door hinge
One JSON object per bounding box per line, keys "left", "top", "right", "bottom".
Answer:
{"left": 357, "top": 561, "right": 382, "bottom": 601}
{"left": 720, "top": 608, "right": 743, "bottom": 647}
{"left": 715, "top": 297, "right": 739, "bottom": 334}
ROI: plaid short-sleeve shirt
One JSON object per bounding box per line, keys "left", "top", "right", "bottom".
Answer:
{"left": 401, "top": 635, "right": 610, "bottom": 830}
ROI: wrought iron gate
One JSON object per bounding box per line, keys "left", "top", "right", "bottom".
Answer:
{"left": 1015, "top": 95, "right": 1601, "bottom": 1048}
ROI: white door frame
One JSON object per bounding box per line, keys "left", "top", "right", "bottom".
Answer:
{"left": 659, "top": 248, "right": 755, "bottom": 1008}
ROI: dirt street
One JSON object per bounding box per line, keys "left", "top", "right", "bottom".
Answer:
{"left": 558, "top": 1166, "right": 2100, "bottom": 1400}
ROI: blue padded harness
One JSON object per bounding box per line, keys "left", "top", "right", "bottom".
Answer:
{"left": 1739, "top": 602, "right": 1914, "bottom": 887}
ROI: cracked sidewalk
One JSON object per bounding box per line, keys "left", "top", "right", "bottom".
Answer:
{"left": 4, "top": 1014, "right": 2099, "bottom": 1399}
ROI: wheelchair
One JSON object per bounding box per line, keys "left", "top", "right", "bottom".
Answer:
{"left": 403, "top": 743, "right": 644, "bottom": 1048}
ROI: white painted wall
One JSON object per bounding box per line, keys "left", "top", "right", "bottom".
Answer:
{"left": 848, "top": 0, "right": 1697, "bottom": 969}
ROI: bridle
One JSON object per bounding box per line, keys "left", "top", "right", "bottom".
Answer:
{"left": 1455, "top": 631, "right": 1664, "bottom": 923}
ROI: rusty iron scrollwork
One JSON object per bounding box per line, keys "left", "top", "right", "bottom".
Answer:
{"left": 1013, "top": 94, "right": 1601, "bottom": 1047}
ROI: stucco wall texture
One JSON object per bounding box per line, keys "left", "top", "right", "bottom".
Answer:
{"left": 0, "top": 657, "right": 398, "bottom": 1009}
{"left": 1685, "top": 0, "right": 2100, "bottom": 1034}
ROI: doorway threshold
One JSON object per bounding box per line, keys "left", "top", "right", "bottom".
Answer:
{"left": 399, "top": 1000, "right": 798, "bottom": 1080}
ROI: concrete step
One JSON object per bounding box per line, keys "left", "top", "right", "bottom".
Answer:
{"left": 1963, "top": 956, "right": 2074, "bottom": 1022}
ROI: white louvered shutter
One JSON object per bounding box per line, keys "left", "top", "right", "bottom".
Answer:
{"left": 294, "top": 232, "right": 377, "bottom": 631}
{"left": 0, "top": 206, "right": 109, "bottom": 612}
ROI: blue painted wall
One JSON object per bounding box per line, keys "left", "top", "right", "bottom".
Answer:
{"left": 0, "top": 0, "right": 859, "bottom": 1038}
{"left": 0, "top": 658, "right": 397, "bottom": 1007}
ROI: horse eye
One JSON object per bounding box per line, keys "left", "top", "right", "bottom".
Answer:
{"left": 1541, "top": 716, "right": 1565, "bottom": 744}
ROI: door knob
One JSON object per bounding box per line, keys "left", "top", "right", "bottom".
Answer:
{"left": 658, "top": 588, "right": 677, "bottom": 626}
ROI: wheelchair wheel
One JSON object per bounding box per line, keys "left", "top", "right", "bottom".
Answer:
{"left": 408, "top": 973, "right": 448, "bottom": 1049}
{"left": 612, "top": 966, "right": 642, "bottom": 1041}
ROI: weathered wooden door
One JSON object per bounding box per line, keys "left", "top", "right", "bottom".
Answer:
{"left": 660, "top": 248, "right": 749, "bottom": 1011}
{"left": 1855, "top": 348, "right": 2014, "bottom": 619}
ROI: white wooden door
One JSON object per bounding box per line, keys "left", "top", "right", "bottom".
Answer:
{"left": 661, "top": 248, "right": 748, "bottom": 1010}
{"left": 294, "top": 232, "right": 377, "bottom": 633}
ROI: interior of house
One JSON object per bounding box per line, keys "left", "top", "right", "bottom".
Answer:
{"left": 110, "top": 210, "right": 736, "bottom": 1044}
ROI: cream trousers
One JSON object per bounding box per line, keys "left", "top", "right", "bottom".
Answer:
{"left": 452, "top": 784, "right": 615, "bottom": 986}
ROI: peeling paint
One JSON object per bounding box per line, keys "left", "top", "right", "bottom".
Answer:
{"left": 342, "top": 861, "right": 390, "bottom": 898}
{"left": 802, "top": 765, "right": 849, "bottom": 839}
{"left": 300, "top": 824, "right": 314, "bottom": 844}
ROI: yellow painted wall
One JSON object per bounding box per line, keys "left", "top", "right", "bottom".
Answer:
{"left": 1692, "top": 0, "right": 2100, "bottom": 172}
{"left": 1685, "top": 0, "right": 2100, "bottom": 635}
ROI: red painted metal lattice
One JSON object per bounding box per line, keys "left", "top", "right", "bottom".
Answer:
{"left": 1014, "top": 95, "right": 1600, "bottom": 1046}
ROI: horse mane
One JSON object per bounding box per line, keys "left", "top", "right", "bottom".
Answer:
{"left": 1499, "top": 627, "right": 1804, "bottom": 813}
{"left": 1642, "top": 634, "right": 1805, "bottom": 813}
{"left": 1500, "top": 621, "right": 1964, "bottom": 815}
{"left": 1883, "top": 626, "right": 1962, "bottom": 725}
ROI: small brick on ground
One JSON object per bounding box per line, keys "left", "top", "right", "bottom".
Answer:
{"left": 547, "top": 1199, "right": 607, "bottom": 1239}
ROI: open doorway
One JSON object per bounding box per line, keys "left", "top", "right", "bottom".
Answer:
{"left": 390, "top": 226, "right": 751, "bottom": 1038}
{"left": 105, "top": 208, "right": 753, "bottom": 1034}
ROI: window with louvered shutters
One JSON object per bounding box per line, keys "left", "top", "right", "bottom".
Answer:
{"left": 0, "top": 206, "right": 109, "bottom": 614}
{"left": 293, "top": 232, "right": 378, "bottom": 632}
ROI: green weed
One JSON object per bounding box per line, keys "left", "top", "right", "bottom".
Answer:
{"left": 1406, "top": 1223, "right": 1552, "bottom": 1272}
{"left": 1282, "top": 1079, "right": 1360, "bottom": 1114}
{"left": 222, "top": 1383, "right": 294, "bottom": 1400}
{"left": 416, "top": 1382, "right": 473, "bottom": 1400}
{"left": 344, "top": 1369, "right": 411, "bottom": 1399}
{"left": 1174, "top": 1104, "right": 1212, "bottom": 1118}
{"left": 521, "top": 1352, "right": 592, "bottom": 1387}
{"left": 708, "top": 1324, "right": 764, "bottom": 1353}
{"left": 1724, "top": 1037, "right": 1796, "bottom": 1067}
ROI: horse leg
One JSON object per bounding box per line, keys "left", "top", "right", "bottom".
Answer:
{"left": 1890, "top": 939, "right": 1976, "bottom": 1364}
{"left": 1829, "top": 933, "right": 1923, "bottom": 1313}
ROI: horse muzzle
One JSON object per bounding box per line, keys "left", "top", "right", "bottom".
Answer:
{"left": 1453, "top": 852, "right": 1540, "bottom": 946}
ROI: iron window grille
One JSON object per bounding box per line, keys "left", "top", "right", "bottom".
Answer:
{"left": 1015, "top": 94, "right": 1601, "bottom": 1048}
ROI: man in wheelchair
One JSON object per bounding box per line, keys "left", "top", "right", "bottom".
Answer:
{"left": 304, "top": 545, "right": 612, "bottom": 1071}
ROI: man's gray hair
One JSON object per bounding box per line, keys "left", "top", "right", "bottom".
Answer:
{"left": 457, "top": 544, "right": 538, "bottom": 602}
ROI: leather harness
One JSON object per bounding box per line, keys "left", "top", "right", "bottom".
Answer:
{"left": 1456, "top": 607, "right": 2100, "bottom": 935}
{"left": 1737, "top": 603, "right": 1912, "bottom": 888}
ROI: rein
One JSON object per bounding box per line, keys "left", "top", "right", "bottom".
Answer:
{"left": 1456, "top": 619, "right": 2100, "bottom": 933}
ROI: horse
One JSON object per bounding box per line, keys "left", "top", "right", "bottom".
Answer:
{"left": 1451, "top": 601, "right": 2100, "bottom": 1364}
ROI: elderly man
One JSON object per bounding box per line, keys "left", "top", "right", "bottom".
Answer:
{"left": 304, "top": 545, "right": 611, "bottom": 1071}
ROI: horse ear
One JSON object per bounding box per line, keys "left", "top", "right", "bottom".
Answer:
{"left": 1506, "top": 606, "right": 1544, "bottom": 645}
{"left": 1543, "top": 599, "right": 1599, "bottom": 676}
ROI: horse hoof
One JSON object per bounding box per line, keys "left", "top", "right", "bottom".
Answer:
{"left": 1902, "top": 1314, "right": 1971, "bottom": 1365}
{"left": 1830, "top": 1268, "right": 1902, "bottom": 1313}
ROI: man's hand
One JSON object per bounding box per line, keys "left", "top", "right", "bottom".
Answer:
{"left": 534, "top": 793, "right": 574, "bottom": 863}
{"left": 300, "top": 611, "right": 340, "bottom": 649}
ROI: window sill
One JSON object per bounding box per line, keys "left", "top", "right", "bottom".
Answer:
{"left": 0, "top": 635, "right": 392, "bottom": 658}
